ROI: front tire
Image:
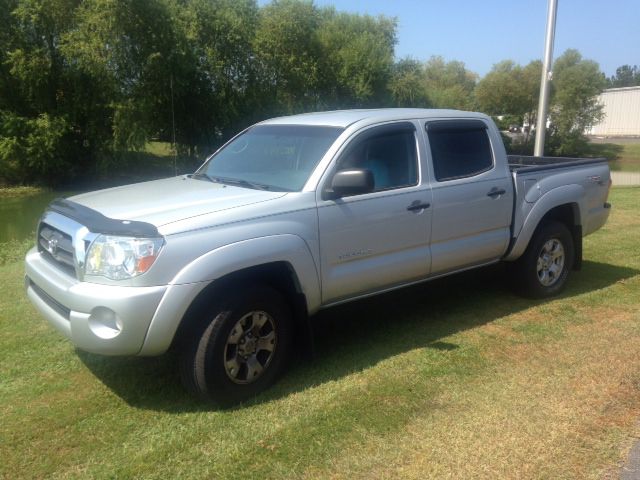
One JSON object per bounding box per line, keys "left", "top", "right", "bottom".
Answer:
{"left": 511, "top": 221, "right": 575, "bottom": 299}
{"left": 180, "top": 285, "right": 292, "bottom": 406}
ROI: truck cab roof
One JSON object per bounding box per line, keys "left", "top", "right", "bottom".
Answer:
{"left": 259, "top": 108, "right": 490, "bottom": 129}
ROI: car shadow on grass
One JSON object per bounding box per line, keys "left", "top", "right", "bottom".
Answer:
{"left": 77, "top": 260, "right": 639, "bottom": 412}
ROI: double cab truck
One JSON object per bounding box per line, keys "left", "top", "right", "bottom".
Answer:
{"left": 25, "top": 109, "right": 612, "bottom": 405}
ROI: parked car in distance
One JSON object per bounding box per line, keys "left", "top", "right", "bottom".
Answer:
{"left": 25, "top": 109, "right": 612, "bottom": 405}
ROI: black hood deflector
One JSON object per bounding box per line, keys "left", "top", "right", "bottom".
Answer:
{"left": 49, "top": 198, "right": 160, "bottom": 237}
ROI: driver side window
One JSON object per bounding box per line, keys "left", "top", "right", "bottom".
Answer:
{"left": 337, "top": 124, "right": 418, "bottom": 193}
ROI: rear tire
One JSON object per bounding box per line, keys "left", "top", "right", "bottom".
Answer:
{"left": 510, "top": 221, "right": 575, "bottom": 299}
{"left": 180, "top": 284, "right": 292, "bottom": 406}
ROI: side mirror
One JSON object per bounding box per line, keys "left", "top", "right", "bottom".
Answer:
{"left": 328, "top": 169, "right": 374, "bottom": 198}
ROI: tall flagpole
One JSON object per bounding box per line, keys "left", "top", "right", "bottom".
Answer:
{"left": 534, "top": 0, "right": 558, "bottom": 156}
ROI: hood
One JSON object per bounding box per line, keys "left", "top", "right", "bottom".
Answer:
{"left": 69, "top": 176, "right": 287, "bottom": 227}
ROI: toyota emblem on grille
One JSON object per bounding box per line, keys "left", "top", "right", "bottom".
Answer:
{"left": 47, "top": 235, "right": 60, "bottom": 256}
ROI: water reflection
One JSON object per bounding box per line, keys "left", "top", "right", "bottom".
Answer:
{"left": 0, "top": 191, "right": 77, "bottom": 242}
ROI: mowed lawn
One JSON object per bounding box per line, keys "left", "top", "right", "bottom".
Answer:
{"left": 615, "top": 143, "right": 640, "bottom": 172}
{"left": 589, "top": 140, "right": 640, "bottom": 172}
{"left": 1, "top": 188, "right": 639, "bottom": 479}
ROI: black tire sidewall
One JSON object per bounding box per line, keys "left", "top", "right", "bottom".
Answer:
{"left": 184, "top": 285, "right": 292, "bottom": 405}
{"left": 516, "top": 221, "right": 575, "bottom": 298}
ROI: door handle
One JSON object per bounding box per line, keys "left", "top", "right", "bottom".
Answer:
{"left": 487, "top": 188, "right": 506, "bottom": 198}
{"left": 407, "top": 201, "right": 431, "bottom": 211}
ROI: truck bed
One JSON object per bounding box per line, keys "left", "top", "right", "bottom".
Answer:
{"left": 507, "top": 154, "right": 611, "bottom": 255}
{"left": 508, "top": 155, "right": 608, "bottom": 173}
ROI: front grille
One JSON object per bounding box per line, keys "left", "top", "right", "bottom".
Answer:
{"left": 38, "top": 223, "right": 76, "bottom": 277}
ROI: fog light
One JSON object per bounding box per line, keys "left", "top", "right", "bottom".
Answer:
{"left": 88, "top": 307, "right": 123, "bottom": 339}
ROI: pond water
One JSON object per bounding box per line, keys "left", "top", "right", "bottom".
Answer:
{"left": 0, "top": 191, "right": 78, "bottom": 243}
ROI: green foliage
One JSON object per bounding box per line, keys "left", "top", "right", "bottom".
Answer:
{"left": 317, "top": 8, "right": 396, "bottom": 107}
{"left": 499, "top": 131, "right": 513, "bottom": 152}
{"left": 254, "top": 0, "right": 322, "bottom": 112}
{"left": 252, "top": 2, "right": 396, "bottom": 112}
{"left": 182, "top": 0, "right": 261, "bottom": 141}
{"left": 478, "top": 50, "right": 607, "bottom": 157}
{"left": 476, "top": 60, "right": 541, "bottom": 124}
{"left": 422, "top": 56, "right": 477, "bottom": 110}
{"left": 548, "top": 49, "right": 606, "bottom": 156}
{"left": 1, "top": 0, "right": 403, "bottom": 185}
{"left": 389, "top": 58, "right": 430, "bottom": 107}
{"left": 388, "top": 56, "right": 477, "bottom": 110}
{"left": 0, "top": 110, "right": 71, "bottom": 184}
{"left": 0, "top": 0, "right": 617, "bottom": 185}
{"left": 607, "top": 64, "right": 640, "bottom": 88}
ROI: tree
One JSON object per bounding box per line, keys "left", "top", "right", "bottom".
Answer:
{"left": 175, "top": 0, "right": 262, "bottom": 148}
{"left": 66, "top": 0, "right": 190, "bottom": 151}
{"left": 253, "top": 2, "right": 397, "bottom": 113}
{"left": 0, "top": 0, "right": 403, "bottom": 186}
{"left": 317, "top": 8, "right": 396, "bottom": 108}
{"left": 607, "top": 65, "right": 640, "bottom": 88}
{"left": 475, "top": 60, "right": 541, "bottom": 141}
{"left": 389, "top": 58, "right": 430, "bottom": 107}
{"left": 0, "top": 0, "right": 107, "bottom": 184}
{"left": 421, "top": 56, "right": 477, "bottom": 110}
{"left": 548, "top": 49, "right": 606, "bottom": 155}
{"left": 253, "top": 0, "right": 323, "bottom": 114}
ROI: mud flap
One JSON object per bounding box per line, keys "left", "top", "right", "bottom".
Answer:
{"left": 572, "top": 225, "right": 582, "bottom": 271}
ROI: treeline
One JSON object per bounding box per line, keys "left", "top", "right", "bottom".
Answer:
{"left": 0, "top": 0, "right": 614, "bottom": 186}
{"left": 607, "top": 65, "right": 640, "bottom": 88}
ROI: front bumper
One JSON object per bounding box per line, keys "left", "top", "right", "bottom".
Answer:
{"left": 25, "top": 247, "right": 167, "bottom": 355}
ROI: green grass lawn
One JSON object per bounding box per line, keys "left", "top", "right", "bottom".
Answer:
{"left": 0, "top": 186, "right": 47, "bottom": 198}
{"left": 1, "top": 188, "right": 639, "bottom": 479}
{"left": 587, "top": 141, "right": 640, "bottom": 172}
{"left": 617, "top": 143, "right": 640, "bottom": 172}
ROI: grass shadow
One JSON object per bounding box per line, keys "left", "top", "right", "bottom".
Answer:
{"left": 78, "top": 260, "right": 639, "bottom": 412}
{"left": 584, "top": 142, "right": 624, "bottom": 160}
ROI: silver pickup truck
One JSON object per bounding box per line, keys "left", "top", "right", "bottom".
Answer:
{"left": 25, "top": 109, "right": 611, "bottom": 405}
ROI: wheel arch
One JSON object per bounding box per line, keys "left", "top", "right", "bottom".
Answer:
{"left": 170, "top": 261, "right": 312, "bottom": 355}
{"left": 139, "top": 234, "right": 320, "bottom": 356}
{"left": 505, "top": 184, "right": 584, "bottom": 266}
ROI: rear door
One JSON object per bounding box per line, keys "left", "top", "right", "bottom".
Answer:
{"left": 317, "top": 122, "right": 432, "bottom": 304}
{"left": 424, "top": 119, "right": 512, "bottom": 274}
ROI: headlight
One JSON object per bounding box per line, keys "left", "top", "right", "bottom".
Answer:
{"left": 85, "top": 235, "right": 164, "bottom": 280}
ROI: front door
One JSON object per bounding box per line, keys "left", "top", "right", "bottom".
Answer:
{"left": 317, "top": 122, "right": 432, "bottom": 304}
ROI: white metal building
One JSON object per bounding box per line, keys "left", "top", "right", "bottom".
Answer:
{"left": 588, "top": 86, "right": 640, "bottom": 136}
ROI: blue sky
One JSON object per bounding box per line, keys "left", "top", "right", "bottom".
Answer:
{"left": 262, "top": 0, "right": 639, "bottom": 78}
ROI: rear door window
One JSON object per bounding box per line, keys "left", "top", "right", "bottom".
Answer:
{"left": 426, "top": 120, "right": 493, "bottom": 181}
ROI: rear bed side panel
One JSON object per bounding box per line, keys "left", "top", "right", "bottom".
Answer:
{"left": 505, "top": 183, "right": 586, "bottom": 261}
{"left": 506, "top": 161, "right": 611, "bottom": 261}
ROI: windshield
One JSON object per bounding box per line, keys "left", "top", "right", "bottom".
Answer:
{"left": 197, "top": 125, "right": 344, "bottom": 191}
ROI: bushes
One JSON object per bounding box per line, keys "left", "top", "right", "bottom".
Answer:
{"left": 0, "top": 111, "right": 72, "bottom": 185}
{"left": 0, "top": 1, "right": 609, "bottom": 186}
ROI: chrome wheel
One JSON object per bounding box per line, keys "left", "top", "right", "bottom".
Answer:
{"left": 223, "top": 310, "right": 277, "bottom": 384}
{"left": 536, "top": 238, "right": 565, "bottom": 287}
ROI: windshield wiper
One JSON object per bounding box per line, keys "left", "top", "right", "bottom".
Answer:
{"left": 191, "top": 172, "right": 215, "bottom": 183}
{"left": 192, "top": 173, "right": 291, "bottom": 191}
{"left": 209, "top": 176, "right": 277, "bottom": 191}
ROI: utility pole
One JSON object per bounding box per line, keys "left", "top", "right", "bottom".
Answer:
{"left": 170, "top": 73, "right": 178, "bottom": 176}
{"left": 534, "top": 0, "right": 558, "bottom": 156}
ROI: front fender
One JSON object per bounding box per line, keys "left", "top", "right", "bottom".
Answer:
{"left": 139, "top": 234, "right": 321, "bottom": 356}
{"left": 505, "top": 184, "right": 585, "bottom": 261}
